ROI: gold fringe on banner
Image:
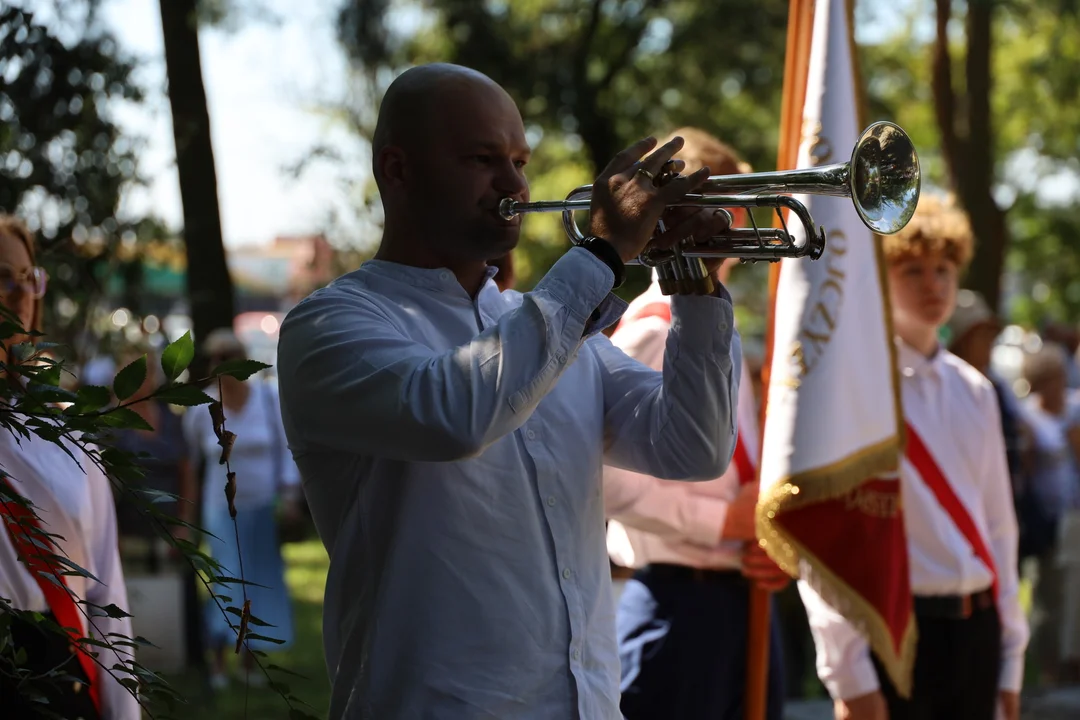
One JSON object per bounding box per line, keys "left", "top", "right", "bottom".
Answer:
{"left": 755, "top": 433, "right": 917, "bottom": 697}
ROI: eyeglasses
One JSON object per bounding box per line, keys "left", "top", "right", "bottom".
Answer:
{"left": 0, "top": 264, "right": 47, "bottom": 299}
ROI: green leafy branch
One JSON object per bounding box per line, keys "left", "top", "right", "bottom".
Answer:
{"left": 0, "top": 324, "right": 319, "bottom": 719}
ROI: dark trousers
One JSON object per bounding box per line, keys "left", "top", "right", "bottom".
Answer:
{"left": 616, "top": 564, "right": 786, "bottom": 720}
{"left": 872, "top": 599, "right": 1002, "bottom": 720}
{"left": 0, "top": 610, "right": 101, "bottom": 720}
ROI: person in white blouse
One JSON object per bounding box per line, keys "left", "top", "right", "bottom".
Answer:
{"left": 800, "top": 196, "right": 1028, "bottom": 720}
{"left": 0, "top": 214, "right": 140, "bottom": 719}
{"left": 276, "top": 63, "right": 742, "bottom": 720}
{"left": 603, "top": 128, "right": 790, "bottom": 720}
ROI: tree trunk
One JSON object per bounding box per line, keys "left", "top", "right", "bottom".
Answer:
{"left": 959, "top": 0, "right": 1007, "bottom": 311}
{"left": 575, "top": 92, "right": 621, "bottom": 175}
{"left": 932, "top": 0, "right": 1007, "bottom": 310}
{"left": 159, "top": 0, "right": 235, "bottom": 347}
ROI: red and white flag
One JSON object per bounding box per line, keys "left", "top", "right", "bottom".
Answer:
{"left": 757, "top": 0, "right": 916, "bottom": 695}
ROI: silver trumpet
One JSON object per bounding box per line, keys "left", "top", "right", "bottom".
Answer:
{"left": 499, "top": 121, "right": 921, "bottom": 295}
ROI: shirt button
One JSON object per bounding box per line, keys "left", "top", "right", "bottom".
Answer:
{"left": 571, "top": 648, "right": 580, "bottom": 660}
{"left": 562, "top": 568, "right": 572, "bottom": 580}
{"left": 526, "top": 429, "right": 536, "bottom": 440}
{"left": 557, "top": 354, "right": 567, "bottom": 364}
{"left": 439, "top": 271, "right": 451, "bottom": 281}
{"left": 718, "top": 320, "right": 729, "bottom": 331}
{"left": 547, "top": 496, "right": 557, "bottom": 507}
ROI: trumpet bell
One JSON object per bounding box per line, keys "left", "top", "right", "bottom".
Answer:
{"left": 850, "top": 121, "right": 921, "bottom": 235}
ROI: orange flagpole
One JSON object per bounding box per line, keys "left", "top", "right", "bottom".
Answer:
{"left": 744, "top": 1, "right": 815, "bottom": 718}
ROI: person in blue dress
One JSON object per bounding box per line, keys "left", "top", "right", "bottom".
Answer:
{"left": 182, "top": 328, "right": 302, "bottom": 689}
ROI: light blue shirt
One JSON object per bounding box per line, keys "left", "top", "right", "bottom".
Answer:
{"left": 276, "top": 247, "right": 740, "bottom": 720}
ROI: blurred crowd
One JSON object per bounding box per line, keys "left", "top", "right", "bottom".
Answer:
{"left": 950, "top": 302, "right": 1080, "bottom": 688}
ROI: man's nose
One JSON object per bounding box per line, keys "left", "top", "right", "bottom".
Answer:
{"left": 494, "top": 161, "right": 528, "bottom": 199}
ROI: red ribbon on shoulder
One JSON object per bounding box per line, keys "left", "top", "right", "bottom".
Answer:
{"left": 1, "top": 477, "right": 102, "bottom": 714}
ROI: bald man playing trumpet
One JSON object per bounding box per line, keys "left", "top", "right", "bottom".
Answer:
{"left": 277, "top": 63, "right": 743, "bottom": 720}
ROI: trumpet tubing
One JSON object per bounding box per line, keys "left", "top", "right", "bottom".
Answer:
{"left": 499, "top": 121, "right": 921, "bottom": 295}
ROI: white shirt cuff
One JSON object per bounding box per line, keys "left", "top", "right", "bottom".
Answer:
{"left": 999, "top": 654, "right": 1024, "bottom": 693}
{"left": 824, "top": 657, "right": 880, "bottom": 702}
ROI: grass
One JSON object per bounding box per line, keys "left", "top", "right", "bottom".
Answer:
{"left": 144, "top": 539, "right": 332, "bottom": 719}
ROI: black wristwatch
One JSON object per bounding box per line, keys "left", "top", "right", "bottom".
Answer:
{"left": 579, "top": 236, "right": 626, "bottom": 289}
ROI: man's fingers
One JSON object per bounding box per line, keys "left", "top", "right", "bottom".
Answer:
{"left": 657, "top": 165, "right": 711, "bottom": 197}
{"left": 744, "top": 545, "right": 777, "bottom": 564}
{"left": 741, "top": 565, "right": 790, "bottom": 592}
{"left": 740, "top": 543, "right": 791, "bottom": 592}
{"left": 662, "top": 159, "right": 686, "bottom": 178}
{"left": 742, "top": 558, "right": 784, "bottom": 576}
{"left": 650, "top": 212, "right": 700, "bottom": 249}
{"left": 758, "top": 577, "right": 791, "bottom": 593}
{"left": 634, "top": 136, "right": 685, "bottom": 178}
{"left": 657, "top": 206, "right": 698, "bottom": 231}
{"left": 651, "top": 208, "right": 733, "bottom": 249}
{"left": 748, "top": 564, "right": 791, "bottom": 581}
{"left": 601, "top": 136, "right": 658, "bottom": 178}
{"left": 701, "top": 208, "right": 734, "bottom": 236}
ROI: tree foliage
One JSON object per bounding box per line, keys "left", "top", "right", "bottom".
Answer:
{"left": 861, "top": 0, "right": 1080, "bottom": 325}
{"left": 334, "top": 0, "right": 1080, "bottom": 331}
{"left": 0, "top": 4, "right": 158, "bottom": 359}
{"left": 0, "top": 316, "right": 318, "bottom": 717}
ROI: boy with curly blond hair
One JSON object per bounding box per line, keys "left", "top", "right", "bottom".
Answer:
{"left": 799, "top": 196, "right": 1029, "bottom": 720}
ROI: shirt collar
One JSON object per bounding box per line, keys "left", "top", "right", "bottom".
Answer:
{"left": 895, "top": 337, "right": 945, "bottom": 379}
{"left": 357, "top": 259, "right": 499, "bottom": 297}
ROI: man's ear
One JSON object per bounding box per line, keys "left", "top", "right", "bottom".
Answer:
{"left": 377, "top": 146, "right": 408, "bottom": 188}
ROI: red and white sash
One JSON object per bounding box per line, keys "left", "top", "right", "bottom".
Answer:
{"left": 904, "top": 422, "right": 998, "bottom": 598}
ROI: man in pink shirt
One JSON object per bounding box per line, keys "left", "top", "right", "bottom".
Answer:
{"left": 604, "top": 129, "right": 790, "bottom": 720}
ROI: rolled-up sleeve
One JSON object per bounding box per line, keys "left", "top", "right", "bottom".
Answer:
{"left": 604, "top": 464, "right": 731, "bottom": 546}
{"left": 277, "top": 248, "right": 626, "bottom": 462}
{"left": 798, "top": 580, "right": 881, "bottom": 701}
{"left": 594, "top": 291, "right": 740, "bottom": 482}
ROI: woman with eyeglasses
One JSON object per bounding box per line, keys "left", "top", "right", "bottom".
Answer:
{"left": 181, "top": 327, "right": 300, "bottom": 690}
{"left": 0, "top": 214, "right": 140, "bottom": 719}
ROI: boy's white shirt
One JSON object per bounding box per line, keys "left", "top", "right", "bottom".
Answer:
{"left": 799, "top": 339, "right": 1029, "bottom": 700}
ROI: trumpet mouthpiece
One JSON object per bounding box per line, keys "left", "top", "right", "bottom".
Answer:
{"left": 498, "top": 197, "right": 518, "bottom": 221}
